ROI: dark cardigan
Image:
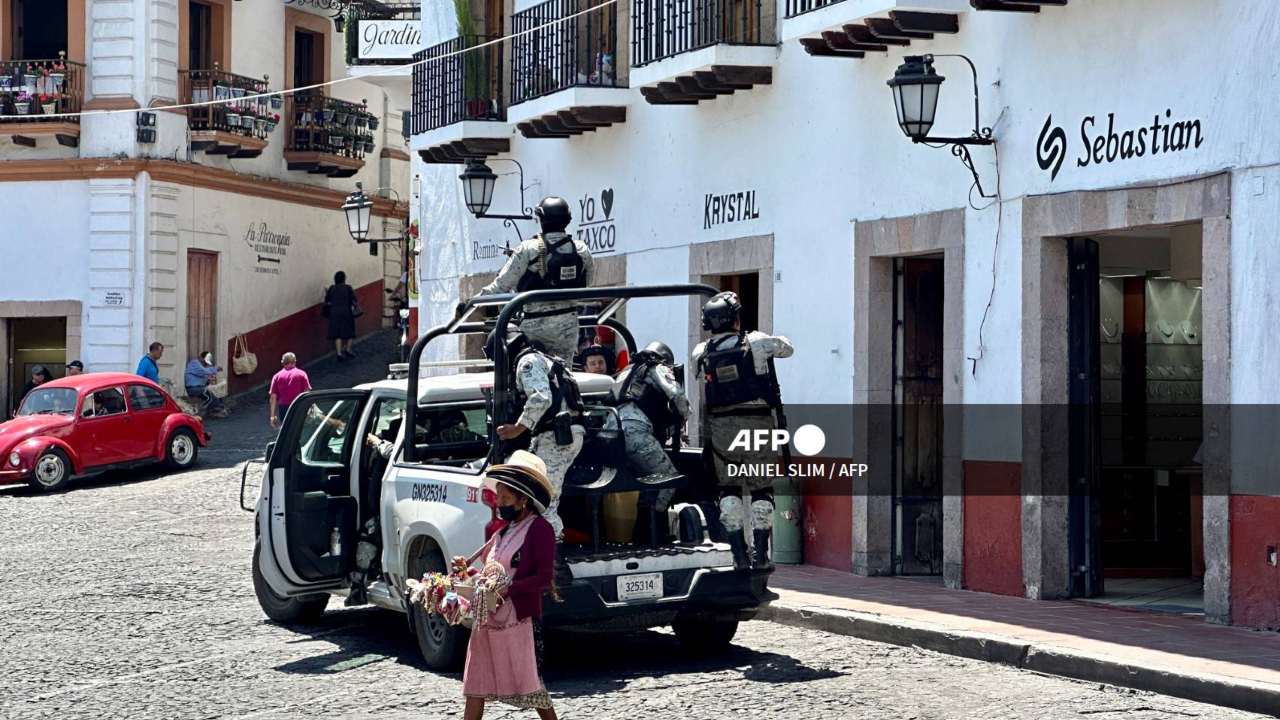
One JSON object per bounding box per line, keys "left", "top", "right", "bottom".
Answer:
{"left": 502, "top": 514, "right": 557, "bottom": 621}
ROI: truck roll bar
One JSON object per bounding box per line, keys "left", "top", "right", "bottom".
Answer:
{"left": 404, "top": 283, "right": 719, "bottom": 464}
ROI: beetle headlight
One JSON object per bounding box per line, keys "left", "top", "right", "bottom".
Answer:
{"left": 8, "top": 452, "right": 20, "bottom": 467}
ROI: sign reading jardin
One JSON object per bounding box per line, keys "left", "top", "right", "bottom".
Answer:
{"left": 357, "top": 20, "right": 422, "bottom": 61}
{"left": 1037, "top": 109, "right": 1205, "bottom": 181}
{"left": 245, "top": 222, "right": 290, "bottom": 276}
{"left": 704, "top": 189, "right": 760, "bottom": 229}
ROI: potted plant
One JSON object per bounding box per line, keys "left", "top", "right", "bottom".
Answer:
{"left": 39, "top": 93, "right": 57, "bottom": 115}
{"left": 21, "top": 65, "right": 37, "bottom": 95}
{"left": 270, "top": 94, "right": 283, "bottom": 110}
{"left": 49, "top": 59, "right": 66, "bottom": 90}
{"left": 255, "top": 117, "right": 267, "bottom": 135}
{"left": 368, "top": 115, "right": 379, "bottom": 130}
{"left": 14, "top": 91, "right": 32, "bottom": 114}
{"left": 226, "top": 111, "right": 241, "bottom": 128}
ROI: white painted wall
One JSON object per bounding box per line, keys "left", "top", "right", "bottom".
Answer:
{"left": 399, "top": 0, "right": 1277, "bottom": 414}
{"left": 3, "top": 181, "right": 91, "bottom": 301}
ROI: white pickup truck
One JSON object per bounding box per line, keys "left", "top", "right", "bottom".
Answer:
{"left": 246, "top": 284, "right": 776, "bottom": 669}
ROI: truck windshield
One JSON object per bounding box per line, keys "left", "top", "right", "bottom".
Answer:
{"left": 17, "top": 388, "right": 78, "bottom": 416}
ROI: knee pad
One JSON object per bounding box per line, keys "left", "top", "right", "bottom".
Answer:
{"left": 751, "top": 499, "right": 775, "bottom": 530}
{"left": 718, "top": 495, "right": 745, "bottom": 532}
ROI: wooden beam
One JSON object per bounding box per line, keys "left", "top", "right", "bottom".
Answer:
{"left": 656, "top": 81, "right": 703, "bottom": 102}
{"left": 677, "top": 74, "right": 728, "bottom": 98}
{"left": 799, "top": 38, "right": 865, "bottom": 59}
{"left": 845, "top": 23, "right": 905, "bottom": 47}
{"left": 641, "top": 86, "right": 698, "bottom": 105}
{"left": 11, "top": 135, "right": 35, "bottom": 148}
{"left": 890, "top": 11, "right": 960, "bottom": 34}
{"left": 970, "top": 0, "right": 1042, "bottom": 12}
{"left": 555, "top": 111, "right": 597, "bottom": 132}
{"left": 55, "top": 134, "right": 79, "bottom": 148}
{"left": 711, "top": 65, "right": 772, "bottom": 87}
{"left": 866, "top": 17, "right": 933, "bottom": 40}
{"left": 532, "top": 116, "right": 575, "bottom": 137}
{"left": 459, "top": 137, "right": 510, "bottom": 157}
{"left": 824, "top": 30, "right": 883, "bottom": 55}
{"left": 694, "top": 71, "right": 743, "bottom": 93}
{"left": 569, "top": 106, "right": 625, "bottom": 126}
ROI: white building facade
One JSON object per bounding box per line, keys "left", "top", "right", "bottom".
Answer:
{"left": 0, "top": 0, "right": 415, "bottom": 404}
{"left": 411, "top": 0, "right": 1280, "bottom": 631}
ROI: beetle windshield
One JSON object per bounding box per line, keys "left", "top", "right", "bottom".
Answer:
{"left": 17, "top": 388, "right": 79, "bottom": 416}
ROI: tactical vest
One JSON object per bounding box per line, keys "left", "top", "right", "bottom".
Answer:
{"left": 616, "top": 362, "right": 679, "bottom": 440}
{"left": 513, "top": 347, "right": 584, "bottom": 433}
{"left": 516, "top": 235, "right": 586, "bottom": 292}
{"left": 699, "top": 333, "right": 778, "bottom": 410}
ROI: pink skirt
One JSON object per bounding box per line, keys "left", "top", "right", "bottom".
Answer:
{"left": 462, "top": 605, "right": 549, "bottom": 709}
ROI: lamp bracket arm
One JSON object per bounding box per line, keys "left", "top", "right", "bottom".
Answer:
{"left": 927, "top": 53, "right": 986, "bottom": 140}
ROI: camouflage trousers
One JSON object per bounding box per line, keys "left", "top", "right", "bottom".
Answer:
{"left": 708, "top": 412, "right": 778, "bottom": 537}
{"left": 526, "top": 425, "right": 585, "bottom": 538}
{"left": 622, "top": 419, "right": 678, "bottom": 512}
{"left": 517, "top": 311, "right": 579, "bottom": 363}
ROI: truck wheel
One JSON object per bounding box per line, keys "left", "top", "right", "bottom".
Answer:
{"left": 27, "top": 448, "right": 72, "bottom": 493}
{"left": 252, "top": 541, "right": 328, "bottom": 624}
{"left": 673, "top": 617, "right": 738, "bottom": 653}
{"left": 165, "top": 428, "right": 199, "bottom": 470}
{"left": 409, "top": 543, "right": 467, "bottom": 671}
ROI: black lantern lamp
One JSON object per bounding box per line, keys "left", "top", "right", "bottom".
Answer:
{"left": 342, "top": 182, "right": 373, "bottom": 241}
{"left": 888, "top": 54, "right": 996, "bottom": 199}
{"left": 458, "top": 158, "right": 534, "bottom": 252}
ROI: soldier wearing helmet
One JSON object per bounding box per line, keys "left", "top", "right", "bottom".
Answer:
{"left": 467, "top": 196, "right": 595, "bottom": 362}
{"left": 691, "top": 291, "right": 794, "bottom": 568}
{"left": 611, "top": 340, "right": 690, "bottom": 541}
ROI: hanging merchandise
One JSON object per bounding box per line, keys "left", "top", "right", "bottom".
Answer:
{"left": 232, "top": 334, "right": 258, "bottom": 376}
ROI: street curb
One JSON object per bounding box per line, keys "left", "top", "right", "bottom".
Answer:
{"left": 759, "top": 603, "right": 1280, "bottom": 717}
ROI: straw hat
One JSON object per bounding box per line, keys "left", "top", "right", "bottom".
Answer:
{"left": 484, "top": 450, "right": 554, "bottom": 512}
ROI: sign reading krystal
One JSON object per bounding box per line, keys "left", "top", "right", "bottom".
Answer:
{"left": 357, "top": 20, "right": 422, "bottom": 60}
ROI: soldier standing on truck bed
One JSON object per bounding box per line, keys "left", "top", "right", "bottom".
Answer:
{"left": 692, "top": 291, "right": 794, "bottom": 569}
{"left": 489, "top": 329, "right": 585, "bottom": 540}
{"left": 464, "top": 197, "right": 594, "bottom": 362}
{"left": 613, "top": 341, "right": 690, "bottom": 543}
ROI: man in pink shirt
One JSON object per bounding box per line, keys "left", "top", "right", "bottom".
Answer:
{"left": 269, "top": 352, "right": 312, "bottom": 427}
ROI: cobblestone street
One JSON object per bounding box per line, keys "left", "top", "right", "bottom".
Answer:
{"left": 0, "top": 335, "right": 1268, "bottom": 720}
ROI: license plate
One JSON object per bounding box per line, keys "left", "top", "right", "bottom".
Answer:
{"left": 616, "top": 572, "right": 663, "bottom": 602}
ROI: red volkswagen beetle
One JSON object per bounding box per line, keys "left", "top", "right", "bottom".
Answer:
{"left": 0, "top": 372, "right": 210, "bottom": 492}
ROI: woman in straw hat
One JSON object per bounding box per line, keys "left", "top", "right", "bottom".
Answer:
{"left": 461, "top": 450, "right": 560, "bottom": 719}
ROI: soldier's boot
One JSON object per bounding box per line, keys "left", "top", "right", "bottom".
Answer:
{"left": 753, "top": 528, "right": 773, "bottom": 569}
{"left": 727, "top": 532, "right": 751, "bottom": 569}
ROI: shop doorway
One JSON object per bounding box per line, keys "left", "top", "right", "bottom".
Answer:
{"left": 9, "top": 0, "right": 68, "bottom": 60}
{"left": 891, "top": 256, "right": 945, "bottom": 576}
{"left": 704, "top": 271, "right": 760, "bottom": 331}
{"left": 187, "top": 250, "right": 218, "bottom": 362}
{"left": 1067, "top": 225, "right": 1205, "bottom": 615}
{"left": 8, "top": 316, "right": 67, "bottom": 413}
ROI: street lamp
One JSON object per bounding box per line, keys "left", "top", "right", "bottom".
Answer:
{"left": 458, "top": 158, "right": 534, "bottom": 252}
{"left": 887, "top": 54, "right": 996, "bottom": 199}
{"left": 341, "top": 183, "right": 373, "bottom": 241}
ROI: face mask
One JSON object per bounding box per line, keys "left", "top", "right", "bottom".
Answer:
{"left": 498, "top": 504, "right": 521, "bottom": 522}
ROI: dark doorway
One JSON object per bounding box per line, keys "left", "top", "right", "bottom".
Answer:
{"left": 12, "top": 0, "right": 68, "bottom": 60}
{"left": 293, "top": 29, "right": 323, "bottom": 88}
{"left": 891, "top": 256, "right": 944, "bottom": 576}
{"left": 8, "top": 316, "right": 67, "bottom": 413}
{"left": 189, "top": 1, "right": 213, "bottom": 69}
{"left": 1068, "top": 226, "right": 1205, "bottom": 614}
{"left": 709, "top": 272, "right": 759, "bottom": 332}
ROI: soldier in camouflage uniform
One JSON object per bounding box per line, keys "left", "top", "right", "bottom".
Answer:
{"left": 490, "top": 331, "right": 585, "bottom": 539}
{"left": 691, "top": 292, "right": 794, "bottom": 568}
{"left": 613, "top": 341, "right": 690, "bottom": 541}
{"left": 468, "top": 197, "right": 594, "bottom": 362}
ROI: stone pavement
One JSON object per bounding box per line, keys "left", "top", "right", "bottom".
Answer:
{"left": 764, "top": 564, "right": 1280, "bottom": 716}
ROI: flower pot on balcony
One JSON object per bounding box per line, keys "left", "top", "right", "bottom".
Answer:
{"left": 226, "top": 113, "right": 241, "bottom": 128}
{"left": 365, "top": 140, "right": 375, "bottom": 153}
{"left": 368, "top": 116, "right": 379, "bottom": 130}
{"left": 14, "top": 101, "right": 29, "bottom": 114}
{"left": 335, "top": 111, "right": 349, "bottom": 125}
{"left": 270, "top": 96, "right": 282, "bottom": 110}
{"left": 42, "top": 102, "right": 55, "bottom": 115}
{"left": 255, "top": 118, "right": 267, "bottom": 134}
{"left": 355, "top": 115, "right": 367, "bottom": 128}
{"left": 0, "top": 75, "right": 12, "bottom": 91}
{"left": 49, "top": 72, "right": 64, "bottom": 89}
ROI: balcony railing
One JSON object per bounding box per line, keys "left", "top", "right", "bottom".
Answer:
{"left": 631, "top": 0, "right": 769, "bottom": 67}
{"left": 784, "top": 0, "right": 845, "bottom": 18}
{"left": 411, "top": 35, "right": 504, "bottom": 135}
{"left": 285, "top": 90, "right": 379, "bottom": 160}
{"left": 182, "top": 68, "right": 280, "bottom": 140}
{"left": 0, "top": 56, "right": 85, "bottom": 123}
{"left": 512, "top": 0, "right": 621, "bottom": 105}
{"left": 345, "top": 1, "right": 422, "bottom": 66}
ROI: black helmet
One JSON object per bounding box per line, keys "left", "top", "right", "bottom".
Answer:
{"left": 534, "top": 196, "right": 572, "bottom": 233}
{"left": 483, "top": 329, "right": 529, "bottom": 361}
{"left": 637, "top": 340, "right": 675, "bottom": 366}
{"left": 701, "top": 291, "right": 741, "bottom": 332}
{"left": 577, "top": 344, "right": 615, "bottom": 373}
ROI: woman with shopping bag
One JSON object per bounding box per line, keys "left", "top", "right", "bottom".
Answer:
{"left": 459, "top": 450, "right": 559, "bottom": 720}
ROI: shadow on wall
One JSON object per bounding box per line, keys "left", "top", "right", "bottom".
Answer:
{"left": 226, "top": 279, "right": 384, "bottom": 394}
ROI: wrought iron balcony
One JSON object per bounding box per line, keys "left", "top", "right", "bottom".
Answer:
{"left": 0, "top": 55, "right": 85, "bottom": 147}
{"left": 631, "top": 0, "right": 772, "bottom": 67}
{"left": 784, "top": 0, "right": 845, "bottom": 19}
{"left": 512, "top": 0, "right": 622, "bottom": 104}
{"left": 182, "top": 68, "right": 279, "bottom": 158}
{"left": 284, "top": 90, "right": 379, "bottom": 177}
{"left": 410, "top": 34, "right": 505, "bottom": 135}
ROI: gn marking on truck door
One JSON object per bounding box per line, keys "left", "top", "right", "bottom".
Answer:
{"left": 411, "top": 483, "right": 448, "bottom": 503}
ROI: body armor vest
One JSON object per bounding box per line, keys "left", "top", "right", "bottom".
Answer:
{"left": 616, "top": 362, "right": 679, "bottom": 441}
{"left": 513, "top": 347, "right": 584, "bottom": 434}
{"left": 516, "top": 235, "right": 586, "bottom": 292}
{"left": 699, "top": 333, "right": 778, "bottom": 410}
